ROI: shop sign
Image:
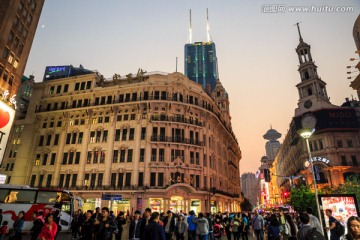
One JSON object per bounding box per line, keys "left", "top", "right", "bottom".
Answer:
{"left": 150, "top": 199, "right": 161, "bottom": 205}
{"left": 137, "top": 198, "right": 142, "bottom": 211}
{"left": 191, "top": 200, "right": 200, "bottom": 206}
{"left": 0, "top": 174, "right": 6, "bottom": 184}
{"left": 0, "top": 101, "right": 15, "bottom": 165}
{"left": 311, "top": 157, "right": 330, "bottom": 165}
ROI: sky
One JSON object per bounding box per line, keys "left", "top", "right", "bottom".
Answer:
{"left": 24, "top": 0, "right": 360, "bottom": 175}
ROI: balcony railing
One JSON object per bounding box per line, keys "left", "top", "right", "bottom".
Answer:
{"left": 151, "top": 115, "right": 203, "bottom": 127}
{"left": 151, "top": 135, "right": 203, "bottom": 146}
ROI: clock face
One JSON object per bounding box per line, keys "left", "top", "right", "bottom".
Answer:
{"left": 304, "top": 100, "right": 312, "bottom": 109}
{"left": 301, "top": 115, "right": 317, "bottom": 129}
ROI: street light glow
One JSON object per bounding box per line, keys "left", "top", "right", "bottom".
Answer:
{"left": 297, "top": 128, "right": 315, "bottom": 139}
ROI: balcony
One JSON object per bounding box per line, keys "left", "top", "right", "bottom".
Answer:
{"left": 151, "top": 115, "right": 203, "bottom": 127}
{"left": 151, "top": 135, "right": 203, "bottom": 147}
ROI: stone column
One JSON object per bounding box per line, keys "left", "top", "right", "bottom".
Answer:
{"left": 77, "top": 126, "right": 90, "bottom": 186}
{"left": 103, "top": 114, "right": 116, "bottom": 186}
{"left": 131, "top": 123, "right": 142, "bottom": 186}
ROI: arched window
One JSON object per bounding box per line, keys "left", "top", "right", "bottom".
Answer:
{"left": 317, "top": 172, "right": 328, "bottom": 184}
{"left": 307, "top": 87, "right": 313, "bottom": 96}
{"left": 304, "top": 71, "right": 310, "bottom": 80}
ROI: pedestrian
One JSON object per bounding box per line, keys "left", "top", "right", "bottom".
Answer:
{"left": 143, "top": 212, "right": 166, "bottom": 240}
{"left": 0, "top": 221, "right": 8, "bottom": 240}
{"left": 231, "top": 214, "right": 241, "bottom": 240}
{"left": 92, "top": 207, "right": 102, "bottom": 240}
{"left": 30, "top": 211, "right": 44, "bottom": 240}
{"left": 223, "top": 212, "right": 232, "bottom": 240}
{"left": 267, "top": 214, "right": 281, "bottom": 240}
{"left": 206, "top": 212, "right": 214, "bottom": 240}
{"left": 38, "top": 213, "right": 58, "bottom": 240}
{"left": 139, "top": 208, "right": 152, "bottom": 238}
{"left": 115, "top": 211, "right": 126, "bottom": 240}
{"left": 71, "top": 209, "right": 82, "bottom": 239}
{"left": 94, "top": 207, "right": 117, "bottom": 240}
{"left": 192, "top": 212, "right": 209, "bottom": 240}
{"left": 163, "top": 210, "right": 176, "bottom": 240}
{"left": 187, "top": 210, "right": 197, "bottom": 240}
{"left": 296, "top": 212, "right": 324, "bottom": 240}
{"left": 129, "top": 210, "right": 142, "bottom": 240}
{"left": 284, "top": 214, "right": 297, "bottom": 240}
{"left": 326, "top": 209, "right": 341, "bottom": 240}
{"left": 9, "top": 210, "right": 25, "bottom": 240}
{"left": 341, "top": 216, "right": 360, "bottom": 240}
{"left": 175, "top": 215, "right": 187, "bottom": 240}
{"left": 52, "top": 209, "right": 61, "bottom": 239}
{"left": 80, "top": 210, "right": 94, "bottom": 240}
{"left": 306, "top": 207, "right": 323, "bottom": 234}
{"left": 242, "top": 212, "right": 249, "bottom": 240}
{"left": 252, "top": 210, "right": 264, "bottom": 240}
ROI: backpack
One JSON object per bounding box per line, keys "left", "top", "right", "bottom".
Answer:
{"left": 335, "top": 221, "right": 345, "bottom": 236}
{"left": 305, "top": 228, "right": 325, "bottom": 240}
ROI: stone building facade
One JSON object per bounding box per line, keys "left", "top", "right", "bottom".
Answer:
{"left": 0, "top": 70, "right": 242, "bottom": 214}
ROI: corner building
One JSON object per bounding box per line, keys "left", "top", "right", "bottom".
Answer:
{"left": 1, "top": 70, "right": 242, "bottom": 214}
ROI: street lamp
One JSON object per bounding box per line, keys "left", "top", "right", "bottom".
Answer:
{"left": 297, "top": 127, "right": 325, "bottom": 235}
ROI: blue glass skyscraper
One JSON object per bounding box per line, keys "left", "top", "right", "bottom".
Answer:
{"left": 184, "top": 41, "right": 218, "bottom": 93}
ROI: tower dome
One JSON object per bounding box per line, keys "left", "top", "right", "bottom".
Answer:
{"left": 263, "top": 128, "right": 282, "bottom": 141}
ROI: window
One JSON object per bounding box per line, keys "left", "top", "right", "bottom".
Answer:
{"left": 337, "top": 140, "right": 343, "bottom": 148}
{"left": 113, "top": 150, "right": 118, "bottom": 163}
{"left": 50, "top": 153, "right": 56, "bottom": 165}
{"left": 104, "top": 116, "right": 110, "bottom": 123}
{"left": 115, "top": 129, "right": 120, "bottom": 141}
{"left": 87, "top": 152, "right": 92, "bottom": 164}
{"left": 120, "top": 150, "right": 126, "bottom": 162}
{"left": 118, "top": 173, "right": 124, "bottom": 188}
{"left": 151, "top": 149, "right": 157, "bottom": 162}
{"left": 125, "top": 173, "right": 131, "bottom": 187}
{"left": 59, "top": 174, "right": 64, "bottom": 187}
{"left": 38, "top": 135, "right": 44, "bottom": 146}
{"left": 139, "top": 149, "right": 145, "bottom": 162}
{"left": 98, "top": 117, "right": 103, "bottom": 123}
{"left": 117, "top": 115, "right": 122, "bottom": 122}
{"left": 204, "top": 154, "right": 207, "bottom": 167}
{"left": 42, "top": 154, "right": 48, "bottom": 165}
{"left": 123, "top": 114, "right": 129, "bottom": 121}
{"left": 141, "top": 127, "right": 146, "bottom": 140}
{"left": 97, "top": 173, "right": 103, "bottom": 187}
{"left": 74, "top": 82, "right": 80, "bottom": 91}
{"left": 86, "top": 81, "right": 91, "bottom": 89}
{"left": 2, "top": 70, "right": 8, "bottom": 81}
{"left": 190, "top": 152, "right": 194, "bottom": 164}
{"left": 72, "top": 174, "right": 77, "bottom": 187}
{"left": 341, "top": 155, "right": 347, "bottom": 166}
{"left": 5, "top": 190, "right": 36, "bottom": 203}
{"left": 138, "top": 172, "right": 144, "bottom": 187}
{"left": 130, "top": 114, "right": 136, "bottom": 120}
{"left": 100, "top": 151, "right": 105, "bottom": 163}
{"left": 2, "top": 47, "right": 9, "bottom": 59}
{"left": 111, "top": 173, "right": 116, "bottom": 187}
{"left": 122, "top": 129, "right": 127, "bottom": 141}
{"left": 39, "top": 175, "right": 44, "bottom": 187}
{"left": 158, "top": 173, "right": 164, "bottom": 187}
{"left": 64, "top": 84, "right": 69, "bottom": 93}
{"left": 150, "top": 173, "right": 156, "bottom": 187}
{"left": 30, "top": 175, "right": 36, "bottom": 187}
{"left": 46, "top": 175, "right": 52, "bottom": 187}
{"left": 54, "top": 134, "right": 59, "bottom": 145}
{"left": 56, "top": 85, "right": 62, "bottom": 94}
{"left": 127, "top": 149, "right": 133, "bottom": 162}
{"left": 102, "top": 130, "right": 108, "bottom": 142}
{"left": 68, "top": 152, "right": 74, "bottom": 164}
{"left": 80, "top": 82, "right": 86, "bottom": 90}
{"left": 78, "top": 132, "right": 83, "bottom": 144}
{"left": 93, "top": 151, "right": 98, "bottom": 163}
{"left": 351, "top": 155, "right": 358, "bottom": 166}
{"left": 75, "top": 152, "right": 80, "bottom": 164}
{"left": 159, "top": 149, "right": 164, "bottom": 162}
{"left": 129, "top": 128, "right": 135, "bottom": 140}
{"left": 318, "top": 139, "right": 324, "bottom": 150}
{"left": 195, "top": 152, "right": 199, "bottom": 165}
{"left": 347, "top": 140, "right": 353, "bottom": 148}
{"left": 66, "top": 133, "right": 71, "bottom": 144}
{"left": 64, "top": 174, "right": 71, "bottom": 188}
{"left": 71, "top": 133, "right": 77, "bottom": 144}
{"left": 62, "top": 153, "right": 68, "bottom": 164}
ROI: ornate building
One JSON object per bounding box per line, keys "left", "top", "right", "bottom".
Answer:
{"left": 269, "top": 25, "right": 360, "bottom": 201}
{"left": 0, "top": 69, "right": 242, "bottom": 214}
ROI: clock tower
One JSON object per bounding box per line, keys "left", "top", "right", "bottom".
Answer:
{"left": 294, "top": 23, "right": 334, "bottom": 117}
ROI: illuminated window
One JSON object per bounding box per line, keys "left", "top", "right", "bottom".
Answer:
{"left": 92, "top": 118, "right": 97, "bottom": 124}
{"left": 13, "top": 59, "right": 19, "bottom": 69}
{"left": 69, "top": 120, "right": 73, "bottom": 126}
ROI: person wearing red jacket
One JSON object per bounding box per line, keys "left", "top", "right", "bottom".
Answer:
{"left": 38, "top": 213, "right": 58, "bottom": 240}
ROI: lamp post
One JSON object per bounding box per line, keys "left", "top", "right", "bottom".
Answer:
{"left": 297, "top": 128, "right": 325, "bottom": 235}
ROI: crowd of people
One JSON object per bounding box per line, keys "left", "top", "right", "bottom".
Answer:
{"left": 0, "top": 207, "right": 359, "bottom": 240}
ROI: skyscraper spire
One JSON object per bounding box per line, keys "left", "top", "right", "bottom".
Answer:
{"left": 206, "top": 8, "right": 213, "bottom": 42}
{"left": 188, "top": 9, "right": 192, "bottom": 44}
{"left": 295, "top": 22, "right": 303, "bottom": 43}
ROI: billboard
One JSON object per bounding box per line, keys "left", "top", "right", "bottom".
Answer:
{"left": 43, "top": 66, "right": 70, "bottom": 81}
{"left": 0, "top": 101, "right": 15, "bottom": 165}
{"left": 319, "top": 194, "right": 359, "bottom": 235}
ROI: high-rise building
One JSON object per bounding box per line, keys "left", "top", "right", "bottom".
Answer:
{"left": 0, "top": 0, "right": 45, "bottom": 97}
{"left": 0, "top": 68, "right": 242, "bottom": 213}
{"left": 241, "top": 173, "right": 257, "bottom": 206}
{"left": 350, "top": 14, "right": 360, "bottom": 99}
{"left": 184, "top": 9, "right": 218, "bottom": 93}
{"left": 184, "top": 42, "right": 218, "bottom": 93}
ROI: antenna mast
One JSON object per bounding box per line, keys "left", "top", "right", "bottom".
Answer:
{"left": 189, "top": 9, "right": 192, "bottom": 43}
{"left": 206, "top": 8, "right": 212, "bottom": 42}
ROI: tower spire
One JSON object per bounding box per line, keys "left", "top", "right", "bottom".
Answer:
{"left": 188, "top": 9, "right": 192, "bottom": 44}
{"left": 295, "top": 21, "right": 303, "bottom": 43}
{"left": 206, "top": 8, "right": 212, "bottom": 42}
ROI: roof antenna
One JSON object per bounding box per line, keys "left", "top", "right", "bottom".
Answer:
{"left": 188, "top": 9, "right": 192, "bottom": 43}
{"left": 206, "top": 8, "right": 213, "bottom": 42}
{"left": 294, "top": 21, "right": 303, "bottom": 42}
{"left": 176, "top": 57, "right": 178, "bottom": 72}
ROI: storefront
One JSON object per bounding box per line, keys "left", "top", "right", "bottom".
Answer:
{"left": 83, "top": 198, "right": 101, "bottom": 212}
{"left": 190, "top": 199, "right": 201, "bottom": 214}
{"left": 110, "top": 199, "right": 131, "bottom": 215}
{"left": 169, "top": 196, "right": 184, "bottom": 213}
{"left": 210, "top": 201, "right": 217, "bottom": 213}
{"left": 149, "top": 198, "right": 163, "bottom": 212}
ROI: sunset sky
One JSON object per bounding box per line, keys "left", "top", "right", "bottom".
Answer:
{"left": 24, "top": 0, "right": 360, "bottom": 175}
